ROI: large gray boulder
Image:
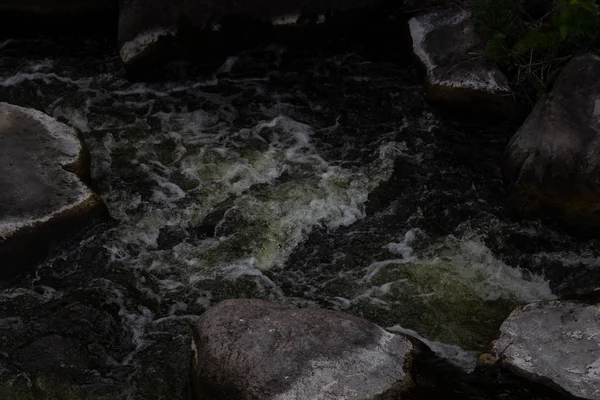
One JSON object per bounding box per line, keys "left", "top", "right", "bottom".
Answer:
{"left": 408, "top": 9, "right": 516, "bottom": 117}
{"left": 503, "top": 54, "right": 600, "bottom": 234}
{"left": 192, "top": 299, "right": 419, "bottom": 400}
{"left": 118, "top": 0, "right": 390, "bottom": 72}
{"left": 492, "top": 301, "right": 600, "bottom": 400}
{"left": 0, "top": 103, "right": 107, "bottom": 276}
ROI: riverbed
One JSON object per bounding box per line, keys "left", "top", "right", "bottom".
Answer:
{"left": 0, "top": 31, "right": 597, "bottom": 399}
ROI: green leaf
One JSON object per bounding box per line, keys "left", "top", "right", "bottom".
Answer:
{"left": 579, "top": 0, "right": 599, "bottom": 13}
{"left": 560, "top": 25, "right": 569, "bottom": 39}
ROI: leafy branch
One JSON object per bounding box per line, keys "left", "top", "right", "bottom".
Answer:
{"left": 473, "top": 0, "right": 600, "bottom": 104}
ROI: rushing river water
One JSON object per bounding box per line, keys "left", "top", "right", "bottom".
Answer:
{"left": 0, "top": 31, "right": 598, "bottom": 399}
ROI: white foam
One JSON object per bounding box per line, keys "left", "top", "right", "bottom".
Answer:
{"left": 349, "top": 232, "right": 556, "bottom": 358}
{"left": 53, "top": 106, "right": 90, "bottom": 132}
{"left": 384, "top": 230, "right": 417, "bottom": 260}
{"left": 437, "top": 69, "right": 507, "bottom": 92}
{"left": 119, "top": 28, "right": 176, "bottom": 64}
{"left": 217, "top": 56, "right": 238, "bottom": 74}
{"left": 426, "top": 237, "right": 555, "bottom": 303}
{"left": 0, "top": 64, "right": 407, "bottom": 376}
{"left": 388, "top": 324, "right": 478, "bottom": 372}
{"left": 363, "top": 259, "right": 409, "bottom": 282}
{"left": 272, "top": 13, "right": 300, "bottom": 26}
{"left": 95, "top": 107, "right": 403, "bottom": 290}
{"left": 30, "top": 59, "right": 54, "bottom": 72}
{"left": 0, "top": 39, "right": 12, "bottom": 50}
{"left": 0, "top": 72, "right": 81, "bottom": 87}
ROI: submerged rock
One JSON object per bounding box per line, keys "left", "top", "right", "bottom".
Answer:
{"left": 192, "top": 299, "right": 419, "bottom": 400}
{"left": 491, "top": 301, "right": 600, "bottom": 400}
{"left": 0, "top": 103, "right": 107, "bottom": 277}
{"left": 503, "top": 54, "right": 600, "bottom": 235}
{"left": 118, "top": 0, "right": 391, "bottom": 73}
{"left": 408, "top": 9, "right": 516, "bottom": 117}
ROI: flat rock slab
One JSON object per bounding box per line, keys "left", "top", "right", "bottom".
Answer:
{"left": 192, "top": 299, "right": 418, "bottom": 400}
{"left": 0, "top": 103, "right": 106, "bottom": 274}
{"left": 493, "top": 301, "right": 600, "bottom": 400}
{"left": 408, "top": 9, "right": 515, "bottom": 117}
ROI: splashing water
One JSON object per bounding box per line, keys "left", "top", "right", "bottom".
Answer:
{"left": 0, "top": 37, "right": 594, "bottom": 399}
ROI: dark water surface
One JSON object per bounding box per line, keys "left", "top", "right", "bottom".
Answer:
{"left": 0, "top": 32, "right": 597, "bottom": 399}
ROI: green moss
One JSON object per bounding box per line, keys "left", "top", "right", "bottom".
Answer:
{"left": 473, "top": 0, "right": 600, "bottom": 102}
{"left": 348, "top": 260, "right": 518, "bottom": 350}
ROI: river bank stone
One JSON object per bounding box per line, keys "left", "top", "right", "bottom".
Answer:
{"left": 490, "top": 301, "right": 600, "bottom": 400}
{"left": 407, "top": 9, "right": 516, "bottom": 117}
{"left": 118, "top": 0, "right": 392, "bottom": 74}
{"left": 502, "top": 54, "right": 600, "bottom": 235}
{"left": 0, "top": 103, "right": 107, "bottom": 277}
{"left": 192, "top": 299, "right": 419, "bottom": 400}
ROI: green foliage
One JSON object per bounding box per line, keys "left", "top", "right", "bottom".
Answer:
{"left": 473, "top": 0, "right": 600, "bottom": 102}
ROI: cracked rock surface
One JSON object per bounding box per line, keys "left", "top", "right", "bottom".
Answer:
{"left": 493, "top": 301, "right": 600, "bottom": 400}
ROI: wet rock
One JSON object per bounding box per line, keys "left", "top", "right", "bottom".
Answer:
{"left": 0, "top": 280, "right": 194, "bottom": 399}
{"left": 407, "top": 9, "right": 516, "bottom": 117}
{"left": 14, "top": 334, "right": 90, "bottom": 372}
{"left": 0, "top": 287, "right": 127, "bottom": 399}
{"left": 0, "top": 103, "right": 107, "bottom": 278}
{"left": 194, "top": 198, "right": 236, "bottom": 238}
{"left": 502, "top": 54, "right": 600, "bottom": 235}
{"left": 491, "top": 301, "right": 600, "bottom": 400}
{"left": 118, "top": 0, "right": 391, "bottom": 74}
{"left": 133, "top": 331, "right": 194, "bottom": 400}
{"left": 192, "top": 299, "right": 419, "bottom": 400}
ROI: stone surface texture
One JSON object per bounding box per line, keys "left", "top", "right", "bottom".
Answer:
{"left": 503, "top": 54, "right": 600, "bottom": 234}
{"left": 493, "top": 301, "right": 600, "bottom": 400}
{"left": 192, "top": 299, "right": 417, "bottom": 400}
{"left": 0, "top": 102, "right": 106, "bottom": 274}
{"left": 408, "top": 9, "right": 515, "bottom": 116}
